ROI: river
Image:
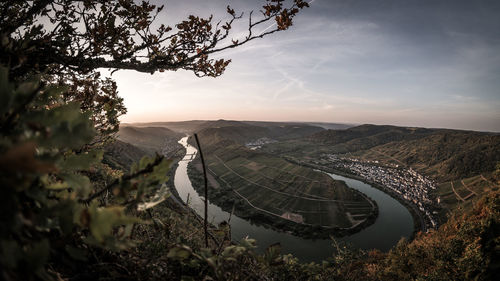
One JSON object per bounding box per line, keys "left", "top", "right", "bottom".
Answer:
{"left": 173, "top": 137, "right": 414, "bottom": 262}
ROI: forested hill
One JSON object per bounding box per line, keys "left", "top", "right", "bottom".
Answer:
{"left": 117, "top": 126, "right": 184, "bottom": 155}
{"left": 193, "top": 120, "right": 325, "bottom": 146}
{"left": 307, "top": 124, "right": 437, "bottom": 148}
{"left": 103, "top": 140, "right": 147, "bottom": 171}
{"left": 122, "top": 120, "right": 207, "bottom": 133}
{"left": 357, "top": 131, "right": 500, "bottom": 181}
{"left": 306, "top": 124, "right": 500, "bottom": 181}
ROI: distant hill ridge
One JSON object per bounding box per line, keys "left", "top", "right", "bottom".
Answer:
{"left": 307, "top": 124, "right": 500, "bottom": 181}
{"left": 308, "top": 124, "right": 436, "bottom": 146}
{"left": 194, "top": 120, "right": 325, "bottom": 147}
{"left": 122, "top": 119, "right": 352, "bottom": 133}
{"left": 117, "top": 125, "right": 184, "bottom": 154}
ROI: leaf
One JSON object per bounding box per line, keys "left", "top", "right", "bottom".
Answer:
{"left": 139, "top": 155, "right": 154, "bottom": 170}
{"left": 33, "top": 85, "right": 68, "bottom": 106}
{"left": 239, "top": 238, "right": 257, "bottom": 249}
{"left": 205, "top": 256, "right": 217, "bottom": 269}
{"left": 57, "top": 150, "right": 103, "bottom": 171}
{"left": 167, "top": 245, "right": 192, "bottom": 260}
{"left": 264, "top": 242, "right": 282, "bottom": 265}
{"left": 29, "top": 102, "right": 96, "bottom": 149}
{"left": 149, "top": 158, "right": 172, "bottom": 182}
{"left": 14, "top": 77, "right": 40, "bottom": 105}
{"left": 54, "top": 199, "right": 77, "bottom": 234}
{"left": 61, "top": 172, "right": 91, "bottom": 197}
{"left": 88, "top": 205, "right": 141, "bottom": 243}
{"left": 222, "top": 245, "right": 247, "bottom": 257}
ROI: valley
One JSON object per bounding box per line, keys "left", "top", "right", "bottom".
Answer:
{"left": 111, "top": 119, "right": 499, "bottom": 246}
{"left": 181, "top": 121, "right": 381, "bottom": 237}
{"left": 175, "top": 136, "right": 413, "bottom": 261}
{"left": 261, "top": 124, "right": 500, "bottom": 227}
{"left": 188, "top": 144, "right": 377, "bottom": 237}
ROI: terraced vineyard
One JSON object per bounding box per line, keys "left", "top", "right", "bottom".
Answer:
{"left": 203, "top": 146, "right": 376, "bottom": 229}
{"left": 434, "top": 174, "right": 498, "bottom": 221}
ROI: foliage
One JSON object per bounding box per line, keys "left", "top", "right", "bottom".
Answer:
{"left": 0, "top": 0, "right": 309, "bottom": 77}
{"left": 0, "top": 0, "right": 309, "bottom": 148}
{"left": 159, "top": 190, "right": 499, "bottom": 281}
{"left": 0, "top": 1, "right": 310, "bottom": 279}
{"left": 0, "top": 66, "right": 170, "bottom": 280}
{"left": 378, "top": 192, "right": 499, "bottom": 280}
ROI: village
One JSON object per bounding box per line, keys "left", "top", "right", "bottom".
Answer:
{"left": 321, "top": 154, "right": 440, "bottom": 231}
{"left": 245, "top": 137, "right": 277, "bottom": 150}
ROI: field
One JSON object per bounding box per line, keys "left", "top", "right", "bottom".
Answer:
{"left": 202, "top": 145, "right": 376, "bottom": 229}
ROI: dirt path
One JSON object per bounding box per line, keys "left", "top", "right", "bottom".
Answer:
{"left": 463, "top": 193, "right": 475, "bottom": 200}
{"left": 461, "top": 179, "right": 477, "bottom": 195}
{"left": 451, "top": 181, "right": 465, "bottom": 202}
{"left": 481, "top": 174, "right": 500, "bottom": 188}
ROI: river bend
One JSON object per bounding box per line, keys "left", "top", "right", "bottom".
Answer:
{"left": 173, "top": 137, "right": 413, "bottom": 262}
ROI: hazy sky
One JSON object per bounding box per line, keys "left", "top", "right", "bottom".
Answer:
{"left": 108, "top": 0, "right": 500, "bottom": 132}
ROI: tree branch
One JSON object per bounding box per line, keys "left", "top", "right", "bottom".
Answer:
{"left": 79, "top": 154, "right": 164, "bottom": 204}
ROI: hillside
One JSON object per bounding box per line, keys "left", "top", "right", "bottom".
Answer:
{"left": 193, "top": 120, "right": 325, "bottom": 144}
{"left": 260, "top": 124, "right": 499, "bottom": 227}
{"left": 307, "top": 124, "right": 436, "bottom": 152}
{"left": 304, "top": 122, "right": 354, "bottom": 130}
{"left": 265, "top": 124, "right": 499, "bottom": 182}
{"left": 103, "top": 140, "right": 148, "bottom": 171}
{"left": 187, "top": 125, "right": 377, "bottom": 237}
{"left": 354, "top": 131, "right": 500, "bottom": 181}
{"left": 123, "top": 120, "right": 327, "bottom": 140}
{"left": 122, "top": 120, "right": 207, "bottom": 133}
{"left": 117, "top": 125, "right": 184, "bottom": 155}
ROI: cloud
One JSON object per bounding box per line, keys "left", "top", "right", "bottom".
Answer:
{"left": 111, "top": 0, "right": 500, "bottom": 132}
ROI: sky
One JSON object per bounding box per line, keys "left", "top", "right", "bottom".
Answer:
{"left": 107, "top": 0, "right": 500, "bottom": 132}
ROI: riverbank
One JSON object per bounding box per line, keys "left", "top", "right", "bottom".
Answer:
{"left": 283, "top": 157, "right": 423, "bottom": 238}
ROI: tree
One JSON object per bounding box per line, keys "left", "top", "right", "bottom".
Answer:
{"left": 1, "top": 0, "right": 309, "bottom": 147}
{"left": 1, "top": 0, "right": 309, "bottom": 76}
{"left": 0, "top": 1, "right": 309, "bottom": 279}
